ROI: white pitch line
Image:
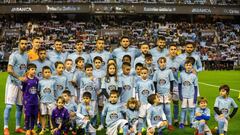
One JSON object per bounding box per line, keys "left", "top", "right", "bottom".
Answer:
{"left": 199, "top": 82, "right": 240, "bottom": 92}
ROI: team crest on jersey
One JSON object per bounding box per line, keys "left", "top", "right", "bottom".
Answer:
{"left": 153, "top": 115, "right": 162, "bottom": 121}
{"left": 56, "top": 85, "right": 63, "bottom": 91}
{"left": 131, "top": 118, "right": 138, "bottom": 124}
{"left": 108, "top": 85, "right": 117, "bottom": 91}
{"left": 220, "top": 108, "right": 229, "bottom": 115}
{"left": 19, "top": 64, "right": 26, "bottom": 70}
{"left": 85, "top": 85, "right": 94, "bottom": 91}
{"left": 110, "top": 112, "right": 118, "bottom": 120}
{"left": 123, "top": 85, "right": 131, "bottom": 91}
{"left": 43, "top": 88, "right": 51, "bottom": 94}
{"left": 38, "top": 72, "right": 42, "bottom": 77}
{"left": 29, "top": 87, "right": 37, "bottom": 94}
{"left": 148, "top": 68, "right": 153, "bottom": 74}
{"left": 55, "top": 117, "right": 62, "bottom": 124}
{"left": 183, "top": 81, "right": 191, "bottom": 86}
{"left": 142, "top": 89, "right": 149, "bottom": 96}
{"left": 159, "top": 79, "right": 166, "bottom": 85}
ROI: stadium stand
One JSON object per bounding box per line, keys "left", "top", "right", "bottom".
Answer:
{"left": 0, "top": 14, "right": 239, "bottom": 72}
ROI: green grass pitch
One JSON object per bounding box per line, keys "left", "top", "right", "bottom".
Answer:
{"left": 0, "top": 71, "right": 240, "bottom": 135}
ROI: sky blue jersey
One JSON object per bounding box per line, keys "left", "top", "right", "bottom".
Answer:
{"left": 38, "top": 78, "right": 56, "bottom": 103}
{"left": 153, "top": 68, "right": 174, "bottom": 95}
{"left": 7, "top": 50, "right": 28, "bottom": 86}
{"left": 135, "top": 78, "right": 155, "bottom": 104}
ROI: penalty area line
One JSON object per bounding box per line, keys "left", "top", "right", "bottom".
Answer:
{"left": 199, "top": 82, "right": 240, "bottom": 92}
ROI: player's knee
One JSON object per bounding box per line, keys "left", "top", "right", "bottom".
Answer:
{"left": 199, "top": 121, "right": 205, "bottom": 125}
{"left": 138, "top": 117, "right": 144, "bottom": 123}
{"left": 218, "top": 120, "right": 225, "bottom": 125}
{"left": 5, "top": 104, "right": 13, "bottom": 110}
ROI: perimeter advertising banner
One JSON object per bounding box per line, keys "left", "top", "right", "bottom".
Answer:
{"left": 0, "top": 4, "right": 90, "bottom": 13}
{"left": 0, "top": 3, "right": 239, "bottom": 15}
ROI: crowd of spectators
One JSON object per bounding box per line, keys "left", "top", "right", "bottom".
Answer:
{"left": 0, "top": 15, "right": 239, "bottom": 71}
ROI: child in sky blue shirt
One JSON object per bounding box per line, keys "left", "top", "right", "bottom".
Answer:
{"left": 153, "top": 57, "right": 175, "bottom": 130}
{"left": 192, "top": 97, "right": 212, "bottom": 135}
{"left": 52, "top": 61, "right": 67, "bottom": 98}
{"left": 179, "top": 60, "right": 198, "bottom": 129}
{"left": 101, "top": 90, "right": 128, "bottom": 135}
{"left": 147, "top": 94, "right": 167, "bottom": 135}
{"left": 213, "top": 85, "right": 238, "bottom": 135}
{"left": 119, "top": 62, "right": 135, "bottom": 103}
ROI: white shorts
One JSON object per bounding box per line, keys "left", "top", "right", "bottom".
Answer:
{"left": 106, "top": 119, "right": 128, "bottom": 135}
{"left": 181, "top": 98, "right": 195, "bottom": 108}
{"left": 172, "top": 86, "right": 179, "bottom": 101}
{"left": 139, "top": 103, "right": 151, "bottom": 118}
{"left": 158, "top": 94, "right": 172, "bottom": 104}
{"left": 5, "top": 82, "right": 23, "bottom": 105}
{"left": 76, "top": 118, "right": 96, "bottom": 133}
{"left": 40, "top": 102, "right": 55, "bottom": 115}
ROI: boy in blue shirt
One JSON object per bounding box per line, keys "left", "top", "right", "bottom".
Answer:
{"left": 93, "top": 56, "right": 106, "bottom": 79}
{"left": 147, "top": 94, "right": 167, "bottom": 135}
{"left": 133, "top": 63, "right": 143, "bottom": 83}
{"left": 62, "top": 90, "right": 78, "bottom": 135}
{"left": 72, "top": 57, "right": 85, "bottom": 102}
{"left": 102, "top": 90, "right": 128, "bottom": 135}
{"left": 80, "top": 64, "right": 99, "bottom": 126}
{"left": 135, "top": 67, "right": 155, "bottom": 132}
{"left": 119, "top": 62, "right": 135, "bottom": 103}
{"left": 76, "top": 92, "right": 96, "bottom": 135}
{"left": 192, "top": 97, "right": 212, "bottom": 135}
{"left": 213, "top": 85, "right": 238, "bottom": 135}
{"left": 63, "top": 59, "right": 77, "bottom": 98}
{"left": 52, "top": 61, "right": 67, "bottom": 98}
{"left": 179, "top": 60, "right": 198, "bottom": 129}
{"left": 144, "top": 53, "right": 155, "bottom": 79}
{"left": 153, "top": 57, "right": 175, "bottom": 131}
{"left": 39, "top": 66, "right": 57, "bottom": 135}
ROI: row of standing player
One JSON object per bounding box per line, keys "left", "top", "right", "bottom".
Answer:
{"left": 4, "top": 37, "right": 232, "bottom": 135}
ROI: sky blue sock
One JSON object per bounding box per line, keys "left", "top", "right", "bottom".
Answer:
{"left": 16, "top": 105, "right": 23, "bottom": 128}
{"left": 4, "top": 104, "right": 12, "bottom": 128}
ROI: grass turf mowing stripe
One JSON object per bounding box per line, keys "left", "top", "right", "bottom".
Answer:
{"left": 199, "top": 82, "right": 240, "bottom": 92}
